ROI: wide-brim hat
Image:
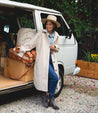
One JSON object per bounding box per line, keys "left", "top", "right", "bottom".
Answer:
{"left": 41, "top": 15, "right": 61, "bottom": 28}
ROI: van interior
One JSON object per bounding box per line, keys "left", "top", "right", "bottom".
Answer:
{"left": 0, "top": 6, "right": 36, "bottom": 93}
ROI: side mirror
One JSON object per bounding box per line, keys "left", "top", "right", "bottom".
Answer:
{"left": 66, "top": 29, "right": 72, "bottom": 39}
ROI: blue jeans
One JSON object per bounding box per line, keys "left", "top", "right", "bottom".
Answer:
{"left": 48, "top": 54, "right": 58, "bottom": 98}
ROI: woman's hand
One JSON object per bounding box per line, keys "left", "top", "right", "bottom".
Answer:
{"left": 49, "top": 45, "right": 56, "bottom": 50}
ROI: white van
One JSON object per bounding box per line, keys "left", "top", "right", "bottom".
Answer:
{"left": 0, "top": 0, "right": 80, "bottom": 97}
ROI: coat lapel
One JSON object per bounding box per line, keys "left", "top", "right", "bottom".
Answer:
{"left": 53, "top": 31, "right": 59, "bottom": 42}
{"left": 42, "top": 29, "right": 58, "bottom": 44}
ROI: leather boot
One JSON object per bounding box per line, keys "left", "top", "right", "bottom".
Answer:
{"left": 41, "top": 93, "right": 49, "bottom": 108}
{"left": 49, "top": 98, "right": 59, "bottom": 110}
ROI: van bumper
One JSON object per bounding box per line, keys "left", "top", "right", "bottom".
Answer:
{"left": 73, "top": 67, "right": 80, "bottom": 75}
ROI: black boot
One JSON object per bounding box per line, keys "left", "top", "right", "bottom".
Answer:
{"left": 49, "top": 98, "right": 59, "bottom": 110}
{"left": 41, "top": 93, "right": 49, "bottom": 108}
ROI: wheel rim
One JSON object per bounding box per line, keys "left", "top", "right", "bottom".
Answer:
{"left": 55, "top": 75, "right": 62, "bottom": 94}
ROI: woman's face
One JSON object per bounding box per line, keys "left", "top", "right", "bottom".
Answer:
{"left": 46, "top": 21, "right": 55, "bottom": 32}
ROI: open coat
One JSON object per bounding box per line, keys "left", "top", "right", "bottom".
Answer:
{"left": 19, "top": 29, "right": 60, "bottom": 92}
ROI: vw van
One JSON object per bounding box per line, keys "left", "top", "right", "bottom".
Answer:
{"left": 0, "top": 0, "right": 80, "bottom": 97}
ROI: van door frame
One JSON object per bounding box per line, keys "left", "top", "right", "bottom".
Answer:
{"left": 35, "top": 10, "right": 78, "bottom": 75}
{"left": 0, "top": 8, "right": 36, "bottom": 95}
{"left": 34, "top": 10, "right": 70, "bottom": 31}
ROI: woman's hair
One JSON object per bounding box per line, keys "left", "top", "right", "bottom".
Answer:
{"left": 45, "top": 21, "right": 57, "bottom": 32}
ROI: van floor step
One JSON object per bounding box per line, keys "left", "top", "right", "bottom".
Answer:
{"left": 0, "top": 75, "right": 26, "bottom": 90}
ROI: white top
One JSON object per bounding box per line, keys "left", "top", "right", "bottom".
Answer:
{"left": 0, "top": 0, "right": 60, "bottom": 14}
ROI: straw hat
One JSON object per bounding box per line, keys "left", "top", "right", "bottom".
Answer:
{"left": 41, "top": 15, "right": 61, "bottom": 28}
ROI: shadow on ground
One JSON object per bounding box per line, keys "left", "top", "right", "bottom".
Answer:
{"left": 0, "top": 88, "right": 40, "bottom": 105}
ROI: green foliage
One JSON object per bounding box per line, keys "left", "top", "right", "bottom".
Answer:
{"left": 62, "top": 1, "right": 96, "bottom": 39}
{"left": 19, "top": 14, "right": 34, "bottom": 28}
{"left": 0, "top": 15, "right": 8, "bottom": 21}
{"left": 83, "top": 50, "right": 98, "bottom": 63}
{"left": 82, "top": 50, "right": 92, "bottom": 63}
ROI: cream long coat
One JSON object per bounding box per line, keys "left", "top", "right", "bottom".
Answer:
{"left": 19, "top": 29, "right": 60, "bottom": 92}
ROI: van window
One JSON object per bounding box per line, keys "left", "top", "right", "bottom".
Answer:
{"left": 18, "top": 12, "right": 35, "bottom": 28}
{"left": 0, "top": 15, "right": 19, "bottom": 34}
{"left": 0, "top": 10, "right": 35, "bottom": 57}
{"left": 41, "top": 13, "right": 69, "bottom": 36}
{"left": 0, "top": 14, "right": 18, "bottom": 56}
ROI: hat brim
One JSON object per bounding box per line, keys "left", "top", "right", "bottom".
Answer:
{"left": 41, "top": 18, "right": 61, "bottom": 28}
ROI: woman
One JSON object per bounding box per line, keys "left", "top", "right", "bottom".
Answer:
{"left": 18, "top": 15, "right": 61, "bottom": 110}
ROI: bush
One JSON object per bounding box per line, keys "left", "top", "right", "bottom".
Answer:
{"left": 83, "top": 50, "right": 98, "bottom": 63}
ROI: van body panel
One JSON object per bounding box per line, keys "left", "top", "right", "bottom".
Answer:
{"left": 56, "top": 41, "right": 78, "bottom": 75}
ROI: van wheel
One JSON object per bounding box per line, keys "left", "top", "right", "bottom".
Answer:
{"left": 54, "top": 70, "right": 64, "bottom": 98}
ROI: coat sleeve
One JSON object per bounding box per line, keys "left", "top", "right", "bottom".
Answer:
{"left": 53, "top": 36, "right": 60, "bottom": 52}
{"left": 18, "top": 31, "right": 41, "bottom": 57}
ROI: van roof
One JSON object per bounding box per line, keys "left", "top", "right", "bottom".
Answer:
{"left": 0, "top": 0, "right": 61, "bottom": 14}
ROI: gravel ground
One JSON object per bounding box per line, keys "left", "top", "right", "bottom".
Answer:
{"left": 0, "top": 75, "right": 98, "bottom": 113}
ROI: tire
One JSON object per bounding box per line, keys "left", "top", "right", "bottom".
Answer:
{"left": 54, "top": 69, "right": 64, "bottom": 98}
